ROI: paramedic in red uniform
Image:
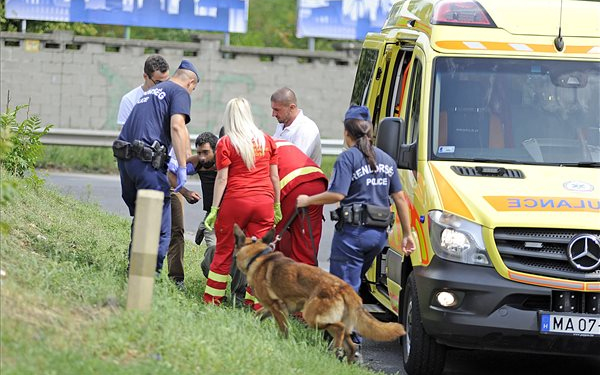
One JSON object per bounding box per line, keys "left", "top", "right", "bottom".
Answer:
{"left": 275, "top": 139, "right": 328, "bottom": 266}
{"left": 203, "top": 97, "right": 281, "bottom": 307}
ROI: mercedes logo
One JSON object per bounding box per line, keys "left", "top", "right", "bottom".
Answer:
{"left": 567, "top": 234, "right": 600, "bottom": 271}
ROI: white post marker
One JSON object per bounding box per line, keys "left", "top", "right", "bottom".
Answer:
{"left": 126, "top": 189, "right": 164, "bottom": 311}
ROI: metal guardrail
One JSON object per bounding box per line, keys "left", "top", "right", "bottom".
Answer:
{"left": 40, "top": 128, "right": 344, "bottom": 156}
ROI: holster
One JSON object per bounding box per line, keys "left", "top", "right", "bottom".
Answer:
{"left": 148, "top": 141, "right": 168, "bottom": 170}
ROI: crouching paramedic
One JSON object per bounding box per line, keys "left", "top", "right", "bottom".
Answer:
{"left": 275, "top": 139, "right": 328, "bottom": 266}
{"left": 113, "top": 60, "right": 199, "bottom": 274}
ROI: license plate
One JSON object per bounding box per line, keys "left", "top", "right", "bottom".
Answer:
{"left": 540, "top": 312, "right": 600, "bottom": 337}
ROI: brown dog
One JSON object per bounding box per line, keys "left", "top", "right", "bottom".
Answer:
{"left": 233, "top": 224, "right": 406, "bottom": 362}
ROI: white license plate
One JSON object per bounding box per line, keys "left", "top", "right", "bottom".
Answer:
{"left": 540, "top": 313, "right": 600, "bottom": 336}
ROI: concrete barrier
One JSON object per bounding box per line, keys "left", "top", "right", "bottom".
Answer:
{"left": 1, "top": 30, "right": 358, "bottom": 140}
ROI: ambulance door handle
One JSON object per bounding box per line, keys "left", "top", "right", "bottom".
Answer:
{"left": 407, "top": 19, "right": 416, "bottom": 28}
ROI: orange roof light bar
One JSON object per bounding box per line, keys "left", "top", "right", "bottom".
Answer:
{"left": 432, "top": 0, "right": 496, "bottom": 27}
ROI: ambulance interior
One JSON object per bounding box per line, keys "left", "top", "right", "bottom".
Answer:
{"left": 431, "top": 58, "right": 600, "bottom": 165}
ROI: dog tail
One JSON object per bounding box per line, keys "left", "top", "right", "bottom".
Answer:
{"left": 354, "top": 307, "right": 406, "bottom": 342}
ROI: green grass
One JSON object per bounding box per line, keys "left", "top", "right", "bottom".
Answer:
{"left": 0, "top": 173, "right": 378, "bottom": 375}
{"left": 38, "top": 145, "right": 119, "bottom": 174}
{"left": 36, "top": 145, "right": 337, "bottom": 178}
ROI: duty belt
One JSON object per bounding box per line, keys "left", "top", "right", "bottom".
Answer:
{"left": 330, "top": 203, "right": 393, "bottom": 230}
{"left": 112, "top": 139, "right": 169, "bottom": 170}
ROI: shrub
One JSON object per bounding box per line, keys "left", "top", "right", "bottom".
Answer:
{"left": 0, "top": 102, "right": 52, "bottom": 177}
{"left": 1, "top": 101, "right": 52, "bottom": 233}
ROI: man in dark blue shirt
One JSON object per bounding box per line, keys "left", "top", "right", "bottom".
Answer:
{"left": 115, "top": 59, "right": 199, "bottom": 275}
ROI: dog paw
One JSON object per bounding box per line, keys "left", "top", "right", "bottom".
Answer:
{"left": 334, "top": 347, "right": 345, "bottom": 361}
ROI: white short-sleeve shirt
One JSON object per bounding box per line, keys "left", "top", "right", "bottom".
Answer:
{"left": 117, "top": 86, "right": 144, "bottom": 127}
{"left": 273, "top": 110, "right": 322, "bottom": 166}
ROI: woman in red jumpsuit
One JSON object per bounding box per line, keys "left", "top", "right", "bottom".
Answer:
{"left": 203, "top": 97, "right": 281, "bottom": 307}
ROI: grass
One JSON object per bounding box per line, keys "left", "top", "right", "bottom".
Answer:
{"left": 37, "top": 145, "right": 337, "bottom": 178}
{"left": 0, "top": 172, "right": 378, "bottom": 375}
{"left": 38, "top": 146, "right": 120, "bottom": 174}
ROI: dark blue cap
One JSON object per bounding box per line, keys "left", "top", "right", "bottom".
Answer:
{"left": 344, "top": 105, "right": 371, "bottom": 122}
{"left": 178, "top": 59, "right": 199, "bottom": 82}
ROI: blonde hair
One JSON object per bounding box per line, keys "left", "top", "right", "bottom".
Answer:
{"left": 222, "top": 97, "right": 265, "bottom": 170}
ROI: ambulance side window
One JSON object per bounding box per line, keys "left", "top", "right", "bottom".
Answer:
{"left": 388, "top": 50, "right": 413, "bottom": 118}
{"left": 351, "top": 49, "right": 379, "bottom": 106}
{"left": 406, "top": 59, "right": 423, "bottom": 143}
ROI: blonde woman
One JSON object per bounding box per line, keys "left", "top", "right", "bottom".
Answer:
{"left": 203, "top": 98, "right": 281, "bottom": 307}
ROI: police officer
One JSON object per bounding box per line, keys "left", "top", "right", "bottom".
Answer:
{"left": 297, "top": 105, "right": 415, "bottom": 287}
{"left": 114, "top": 60, "right": 199, "bottom": 275}
{"left": 296, "top": 105, "right": 416, "bottom": 352}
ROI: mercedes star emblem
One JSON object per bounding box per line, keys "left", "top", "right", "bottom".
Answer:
{"left": 567, "top": 234, "right": 600, "bottom": 271}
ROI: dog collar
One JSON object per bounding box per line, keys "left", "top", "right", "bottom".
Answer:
{"left": 245, "top": 247, "right": 272, "bottom": 272}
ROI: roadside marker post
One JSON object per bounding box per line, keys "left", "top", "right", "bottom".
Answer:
{"left": 126, "top": 189, "right": 163, "bottom": 311}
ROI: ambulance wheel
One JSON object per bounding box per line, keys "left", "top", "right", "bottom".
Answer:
{"left": 401, "top": 273, "right": 446, "bottom": 375}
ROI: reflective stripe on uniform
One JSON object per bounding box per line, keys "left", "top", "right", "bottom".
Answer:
{"left": 208, "top": 270, "right": 230, "bottom": 283}
{"left": 280, "top": 166, "right": 324, "bottom": 190}
{"left": 244, "top": 290, "right": 258, "bottom": 303}
{"left": 205, "top": 285, "right": 227, "bottom": 297}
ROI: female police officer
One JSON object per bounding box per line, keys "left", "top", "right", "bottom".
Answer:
{"left": 296, "top": 105, "right": 415, "bottom": 353}
{"left": 297, "top": 104, "right": 415, "bottom": 292}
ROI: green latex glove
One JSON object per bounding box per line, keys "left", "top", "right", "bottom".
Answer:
{"left": 274, "top": 202, "right": 282, "bottom": 225}
{"left": 204, "top": 206, "right": 219, "bottom": 231}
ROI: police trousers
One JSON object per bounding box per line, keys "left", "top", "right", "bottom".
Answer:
{"left": 118, "top": 158, "right": 171, "bottom": 274}
{"left": 329, "top": 224, "right": 388, "bottom": 293}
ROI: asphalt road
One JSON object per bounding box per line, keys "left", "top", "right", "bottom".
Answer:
{"left": 41, "top": 171, "right": 600, "bottom": 375}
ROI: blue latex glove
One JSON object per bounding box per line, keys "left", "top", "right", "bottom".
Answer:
{"left": 186, "top": 162, "right": 195, "bottom": 175}
{"left": 204, "top": 206, "right": 219, "bottom": 231}
{"left": 167, "top": 159, "right": 178, "bottom": 174}
{"left": 274, "top": 202, "right": 282, "bottom": 224}
{"left": 174, "top": 166, "right": 187, "bottom": 192}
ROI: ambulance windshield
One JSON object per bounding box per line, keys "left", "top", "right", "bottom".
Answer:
{"left": 431, "top": 58, "right": 600, "bottom": 165}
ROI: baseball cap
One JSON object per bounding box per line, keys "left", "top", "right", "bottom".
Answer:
{"left": 344, "top": 105, "right": 371, "bottom": 122}
{"left": 178, "top": 60, "right": 199, "bottom": 82}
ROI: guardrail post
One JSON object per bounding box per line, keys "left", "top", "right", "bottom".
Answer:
{"left": 126, "top": 189, "right": 163, "bottom": 311}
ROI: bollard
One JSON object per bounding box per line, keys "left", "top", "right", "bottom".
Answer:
{"left": 126, "top": 189, "right": 164, "bottom": 311}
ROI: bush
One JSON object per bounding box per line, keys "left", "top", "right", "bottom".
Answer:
{"left": 0, "top": 102, "right": 52, "bottom": 177}
{"left": 1, "top": 101, "right": 52, "bottom": 233}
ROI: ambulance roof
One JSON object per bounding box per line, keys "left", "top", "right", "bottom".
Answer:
{"left": 382, "top": 0, "right": 600, "bottom": 57}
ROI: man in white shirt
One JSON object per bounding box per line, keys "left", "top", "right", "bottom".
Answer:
{"left": 271, "top": 87, "right": 322, "bottom": 166}
{"left": 116, "top": 54, "right": 170, "bottom": 128}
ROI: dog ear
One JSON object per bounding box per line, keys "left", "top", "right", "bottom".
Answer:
{"left": 233, "top": 224, "right": 246, "bottom": 250}
{"left": 261, "top": 227, "right": 276, "bottom": 245}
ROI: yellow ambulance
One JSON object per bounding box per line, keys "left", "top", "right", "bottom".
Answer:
{"left": 352, "top": 0, "right": 600, "bottom": 373}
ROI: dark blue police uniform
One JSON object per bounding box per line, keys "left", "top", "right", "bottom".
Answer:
{"left": 328, "top": 146, "right": 402, "bottom": 292}
{"left": 117, "top": 80, "right": 191, "bottom": 273}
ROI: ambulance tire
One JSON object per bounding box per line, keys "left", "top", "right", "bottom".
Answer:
{"left": 401, "top": 273, "right": 446, "bottom": 375}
